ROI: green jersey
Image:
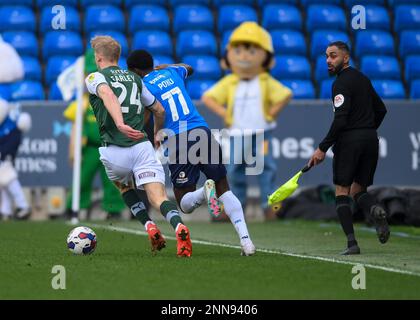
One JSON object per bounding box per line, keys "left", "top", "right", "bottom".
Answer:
{"left": 85, "top": 66, "right": 156, "bottom": 147}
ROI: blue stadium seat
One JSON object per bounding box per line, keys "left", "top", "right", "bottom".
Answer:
{"left": 88, "top": 31, "right": 128, "bottom": 57}
{"left": 11, "top": 81, "right": 45, "bottom": 101}
{"left": 118, "top": 56, "right": 127, "bottom": 70}
{"left": 42, "top": 31, "right": 83, "bottom": 59}
{"left": 218, "top": 5, "right": 257, "bottom": 34}
{"left": 40, "top": 6, "right": 80, "bottom": 33}
{"left": 410, "top": 79, "right": 420, "bottom": 99}
{"left": 355, "top": 30, "right": 395, "bottom": 58}
{"left": 399, "top": 31, "right": 420, "bottom": 59}
{"left": 173, "top": 5, "right": 214, "bottom": 33}
{"left": 21, "top": 56, "right": 41, "bottom": 81}
{"left": 258, "top": 0, "right": 297, "bottom": 4}
{"left": 186, "top": 79, "right": 215, "bottom": 100}
{"left": 394, "top": 5, "right": 420, "bottom": 33}
{"left": 404, "top": 56, "right": 420, "bottom": 83}
{"left": 360, "top": 5, "right": 391, "bottom": 31}
{"left": 220, "top": 30, "right": 233, "bottom": 56}
{"left": 0, "top": 84, "right": 12, "bottom": 101}
{"left": 129, "top": 5, "right": 169, "bottom": 32}
{"left": 271, "top": 55, "right": 311, "bottom": 80}
{"left": 170, "top": 0, "right": 211, "bottom": 6}
{"left": 345, "top": 0, "right": 385, "bottom": 6}
{"left": 319, "top": 78, "right": 334, "bottom": 99}
{"left": 301, "top": 0, "right": 341, "bottom": 7}
{"left": 132, "top": 31, "right": 172, "bottom": 56}
{"left": 124, "top": 0, "right": 167, "bottom": 9}
{"left": 372, "top": 80, "right": 406, "bottom": 99}
{"left": 84, "top": 5, "right": 125, "bottom": 33}
{"left": 183, "top": 55, "right": 221, "bottom": 80}
{"left": 361, "top": 56, "right": 401, "bottom": 80}
{"left": 389, "top": 0, "right": 420, "bottom": 8}
{"left": 271, "top": 30, "right": 306, "bottom": 56}
{"left": 0, "top": 6, "right": 36, "bottom": 32}
{"left": 262, "top": 5, "right": 302, "bottom": 31}
{"left": 306, "top": 5, "right": 346, "bottom": 32}
{"left": 37, "top": 0, "right": 78, "bottom": 7}
{"left": 3, "top": 0, "right": 34, "bottom": 6}
{"left": 48, "top": 82, "right": 65, "bottom": 100}
{"left": 315, "top": 56, "right": 356, "bottom": 82}
{"left": 2, "top": 31, "right": 38, "bottom": 57}
{"left": 80, "top": 0, "right": 123, "bottom": 6}
{"left": 177, "top": 30, "right": 217, "bottom": 58}
{"left": 310, "top": 30, "right": 350, "bottom": 60}
{"left": 153, "top": 55, "right": 175, "bottom": 67}
{"left": 45, "top": 56, "right": 77, "bottom": 85}
{"left": 281, "top": 80, "right": 315, "bottom": 99}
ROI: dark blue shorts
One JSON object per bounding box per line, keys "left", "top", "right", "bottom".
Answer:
{"left": 0, "top": 127, "right": 21, "bottom": 163}
{"left": 166, "top": 126, "right": 227, "bottom": 188}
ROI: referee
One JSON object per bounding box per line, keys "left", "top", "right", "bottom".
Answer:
{"left": 308, "top": 41, "right": 390, "bottom": 255}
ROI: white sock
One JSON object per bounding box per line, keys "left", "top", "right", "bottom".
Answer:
{"left": 7, "top": 179, "right": 29, "bottom": 210}
{"left": 180, "top": 187, "right": 205, "bottom": 213}
{"left": 1, "top": 189, "right": 13, "bottom": 216}
{"left": 219, "top": 190, "right": 251, "bottom": 243}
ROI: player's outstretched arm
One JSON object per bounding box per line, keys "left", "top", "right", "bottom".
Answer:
{"left": 154, "top": 63, "right": 193, "bottom": 77}
{"left": 97, "top": 84, "right": 144, "bottom": 141}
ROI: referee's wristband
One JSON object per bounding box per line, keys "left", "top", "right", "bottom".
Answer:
{"left": 318, "top": 143, "right": 329, "bottom": 153}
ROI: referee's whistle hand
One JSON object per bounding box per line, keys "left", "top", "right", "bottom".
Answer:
{"left": 308, "top": 148, "right": 325, "bottom": 167}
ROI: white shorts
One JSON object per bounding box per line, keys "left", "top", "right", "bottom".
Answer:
{"left": 99, "top": 141, "right": 166, "bottom": 189}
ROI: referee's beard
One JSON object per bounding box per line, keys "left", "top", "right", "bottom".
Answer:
{"left": 328, "top": 61, "right": 345, "bottom": 76}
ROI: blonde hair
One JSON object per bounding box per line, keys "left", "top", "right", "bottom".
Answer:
{"left": 90, "top": 36, "right": 121, "bottom": 62}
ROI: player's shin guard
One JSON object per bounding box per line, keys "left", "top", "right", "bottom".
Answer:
{"left": 122, "top": 189, "right": 151, "bottom": 227}
{"left": 336, "top": 195, "right": 358, "bottom": 248}
{"left": 160, "top": 200, "right": 183, "bottom": 230}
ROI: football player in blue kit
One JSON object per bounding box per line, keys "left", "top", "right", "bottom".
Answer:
{"left": 127, "top": 50, "right": 255, "bottom": 256}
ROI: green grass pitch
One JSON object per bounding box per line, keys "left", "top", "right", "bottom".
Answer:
{"left": 1, "top": 219, "right": 420, "bottom": 299}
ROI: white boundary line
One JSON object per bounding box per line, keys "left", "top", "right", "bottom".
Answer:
{"left": 89, "top": 223, "right": 420, "bottom": 278}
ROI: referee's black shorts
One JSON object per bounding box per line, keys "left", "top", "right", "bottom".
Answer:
{"left": 332, "top": 129, "right": 379, "bottom": 188}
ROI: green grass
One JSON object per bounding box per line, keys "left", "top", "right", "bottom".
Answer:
{"left": 0, "top": 220, "right": 420, "bottom": 299}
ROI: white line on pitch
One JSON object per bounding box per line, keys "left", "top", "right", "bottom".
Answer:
{"left": 89, "top": 223, "right": 420, "bottom": 278}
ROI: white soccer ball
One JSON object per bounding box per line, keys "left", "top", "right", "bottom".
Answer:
{"left": 67, "top": 226, "right": 97, "bottom": 255}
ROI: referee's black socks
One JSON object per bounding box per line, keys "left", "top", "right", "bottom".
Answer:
{"left": 336, "top": 195, "right": 358, "bottom": 248}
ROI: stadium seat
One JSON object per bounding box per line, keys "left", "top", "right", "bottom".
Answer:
{"left": 218, "top": 5, "right": 258, "bottom": 34}
{"left": 2, "top": 31, "right": 38, "bottom": 57}
{"left": 359, "top": 5, "right": 391, "bottom": 31}
{"left": 88, "top": 31, "right": 128, "bottom": 57}
{"left": 281, "top": 80, "right": 315, "bottom": 99}
{"left": 177, "top": 30, "right": 217, "bottom": 58}
{"left": 2, "top": 0, "right": 34, "bottom": 6}
{"left": 45, "top": 56, "right": 77, "bottom": 85}
{"left": 48, "top": 82, "right": 65, "bottom": 100}
{"left": 21, "top": 56, "right": 42, "bottom": 81}
{"left": 271, "top": 30, "right": 306, "bottom": 56}
{"left": 410, "top": 79, "right": 420, "bottom": 99}
{"left": 11, "top": 81, "right": 45, "bottom": 101}
{"left": 271, "top": 55, "right": 311, "bottom": 80}
{"left": 344, "top": 0, "right": 385, "bottom": 6}
{"left": 132, "top": 31, "right": 172, "bottom": 56}
{"left": 183, "top": 55, "right": 221, "bottom": 80}
{"left": 81, "top": 0, "right": 123, "bottom": 6}
{"left": 372, "top": 80, "right": 406, "bottom": 99}
{"left": 153, "top": 55, "right": 175, "bottom": 66}
{"left": 124, "top": 0, "right": 167, "bottom": 9}
{"left": 40, "top": 6, "right": 80, "bottom": 33}
{"left": 37, "top": 0, "right": 78, "bottom": 7}
{"left": 220, "top": 30, "right": 233, "bottom": 56}
{"left": 389, "top": 0, "right": 420, "bottom": 8}
{"left": 173, "top": 5, "right": 214, "bottom": 33}
{"left": 186, "top": 79, "right": 215, "bottom": 100}
{"left": 129, "top": 5, "right": 169, "bottom": 32}
{"left": 301, "top": 0, "right": 341, "bottom": 7}
{"left": 258, "top": 0, "right": 297, "bottom": 5}
{"left": 355, "top": 30, "right": 395, "bottom": 58}
{"left": 84, "top": 5, "right": 125, "bottom": 33}
{"left": 361, "top": 56, "right": 401, "bottom": 80}
{"left": 310, "top": 30, "right": 350, "bottom": 60}
{"left": 315, "top": 56, "right": 356, "bottom": 82}
{"left": 262, "top": 5, "right": 302, "bottom": 31}
{"left": 404, "top": 56, "right": 420, "bottom": 82}
{"left": 399, "top": 31, "right": 420, "bottom": 59}
{"left": 0, "top": 6, "right": 36, "bottom": 32}
{"left": 43, "top": 31, "right": 83, "bottom": 59}
{"left": 0, "top": 84, "right": 12, "bottom": 101}
{"left": 306, "top": 5, "right": 347, "bottom": 32}
{"left": 319, "top": 78, "right": 334, "bottom": 99}
{"left": 118, "top": 56, "right": 127, "bottom": 70}
{"left": 394, "top": 5, "right": 420, "bottom": 33}
{"left": 170, "top": 0, "right": 211, "bottom": 6}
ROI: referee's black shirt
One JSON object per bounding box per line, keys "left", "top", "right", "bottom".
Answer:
{"left": 318, "top": 66, "right": 387, "bottom": 153}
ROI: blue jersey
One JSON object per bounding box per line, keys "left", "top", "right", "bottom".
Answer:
{"left": 143, "top": 66, "right": 208, "bottom": 136}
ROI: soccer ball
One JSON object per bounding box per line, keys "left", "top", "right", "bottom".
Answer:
{"left": 67, "top": 226, "right": 97, "bottom": 255}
